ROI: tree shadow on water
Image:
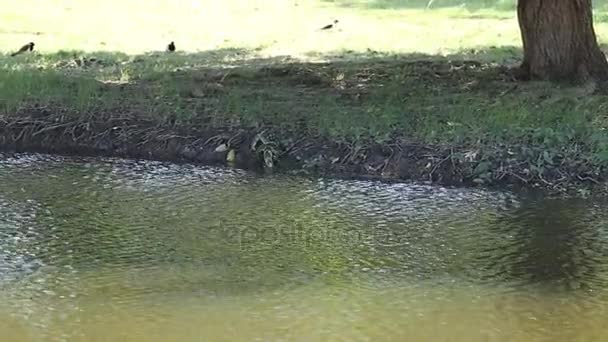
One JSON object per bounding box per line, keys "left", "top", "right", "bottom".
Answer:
{"left": 483, "top": 198, "right": 608, "bottom": 293}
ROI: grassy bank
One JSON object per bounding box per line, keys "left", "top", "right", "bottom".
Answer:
{"left": 3, "top": 0, "right": 608, "bottom": 195}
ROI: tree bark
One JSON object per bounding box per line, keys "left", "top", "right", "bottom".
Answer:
{"left": 517, "top": 0, "right": 608, "bottom": 83}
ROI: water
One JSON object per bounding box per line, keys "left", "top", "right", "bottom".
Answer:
{"left": 1, "top": 153, "right": 608, "bottom": 341}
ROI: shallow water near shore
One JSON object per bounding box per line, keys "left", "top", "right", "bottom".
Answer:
{"left": 1, "top": 153, "right": 608, "bottom": 341}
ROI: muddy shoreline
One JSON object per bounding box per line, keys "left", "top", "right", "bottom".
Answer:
{"left": 2, "top": 108, "right": 603, "bottom": 196}
{"left": 0, "top": 121, "right": 441, "bottom": 181}
{"left": 0, "top": 108, "right": 475, "bottom": 184}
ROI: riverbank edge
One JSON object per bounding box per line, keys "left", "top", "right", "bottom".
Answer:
{"left": 1, "top": 109, "right": 605, "bottom": 196}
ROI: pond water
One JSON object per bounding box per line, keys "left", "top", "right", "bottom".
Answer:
{"left": 1, "top": 153, "right": 608, "bottom": 341}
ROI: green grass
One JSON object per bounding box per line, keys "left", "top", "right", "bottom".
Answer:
{"left": 2, "top": 48, "right": 607, "bottom": 145}
{"left": 3, "top": 0, "right": 608, "bottom": 190}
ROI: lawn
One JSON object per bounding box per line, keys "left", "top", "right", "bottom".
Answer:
{"left": 2, "top": 0, "right": 608, "bottom": 192}
{"left": 1, "top": 0, "right": 523, "bottom": 57}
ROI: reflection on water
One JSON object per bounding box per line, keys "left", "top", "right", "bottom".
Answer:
{"left": 1, "top": 153, "right": 608, "bottom": 341}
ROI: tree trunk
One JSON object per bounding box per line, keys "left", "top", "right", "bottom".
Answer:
{"left": 517, "top": 0, "right": 608, "bottom": 83}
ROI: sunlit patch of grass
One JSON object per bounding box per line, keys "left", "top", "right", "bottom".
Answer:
{"left": 323, "top": 0, "right": 518, "bottom": 10}
{"left": 3, "top": 0, "right": 608, "bottom": 59}
{"left": 0, "top": 0, "right": 522, "bottom": 59}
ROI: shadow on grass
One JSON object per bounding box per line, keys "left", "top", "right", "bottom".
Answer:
{"left": 305, "top": 45, "right": 522, "bottom": 64}
{"left": 2, "top": 44, "right": 607, "bottom": 146}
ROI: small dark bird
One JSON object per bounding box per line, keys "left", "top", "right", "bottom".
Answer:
{"left": 320, "top": 20, "right": 338, "bottom": 30}
{"left": 11, "top": 42, "right": 34, "bottom": 56}
{"left": 167, "top": 41, "right": 175, "bottom": 52}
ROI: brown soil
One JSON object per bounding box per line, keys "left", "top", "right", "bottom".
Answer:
{"left": 0, "top": 106, "right": 475, "bottom": 186}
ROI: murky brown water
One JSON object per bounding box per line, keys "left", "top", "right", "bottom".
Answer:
{"left": 1, "top": 153, "right": 608, "bottom": 341}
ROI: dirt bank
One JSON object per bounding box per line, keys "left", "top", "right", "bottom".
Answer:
{"left": 1, "top": 105, "right": 605, "bottom": 197}
{"left": 0, "top": 107, "right": 447, "bottom": 180}
{"left": 2, "top": 54, "right": 608, "bottom": 196}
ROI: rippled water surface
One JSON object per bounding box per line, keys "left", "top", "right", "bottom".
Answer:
{"left": 1, "top": 153, "right": 608, "bottom": 341}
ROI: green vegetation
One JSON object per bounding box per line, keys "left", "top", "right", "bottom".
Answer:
{"left": 2, "top": 0, "right": 608, "bottom": 193}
